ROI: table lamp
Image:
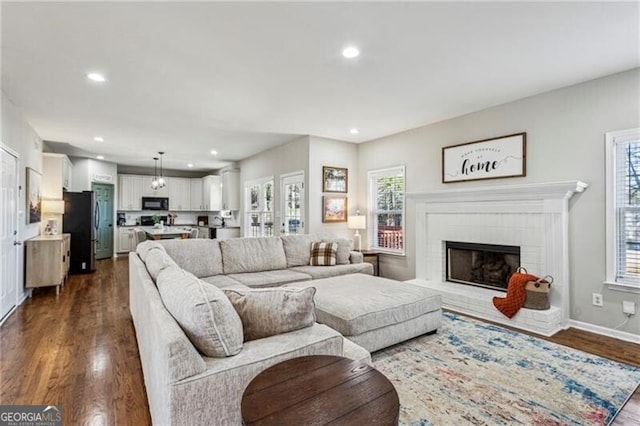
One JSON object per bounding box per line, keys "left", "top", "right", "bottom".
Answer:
{"left": 347, "top": 212, "right": 366, "bottom": 252}
{"left": 42, "top": 199, "right": 65, "bottom": 235}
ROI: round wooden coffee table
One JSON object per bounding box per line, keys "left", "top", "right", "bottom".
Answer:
{"left": 241, "top": 355, "right": 399, "bottom": 425}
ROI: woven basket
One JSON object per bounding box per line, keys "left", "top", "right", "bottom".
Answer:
{"left": 523, "top": 276, "right": 553, "bottom": 310}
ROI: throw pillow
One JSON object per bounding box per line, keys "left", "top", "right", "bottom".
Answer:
{"left": 223, "top": 287, "right": 316, "bottom": 341}
{"left": 323, "top": 238, "right": 353, "bottom": 265}
{"left": 309, "top": 241, "right": 337, "bottom": 266}
{"left": 145, "top": 249, "right": 178, "bottom": 281}
{"left": 157, "top": 266, "right": 243, "bottom": 357}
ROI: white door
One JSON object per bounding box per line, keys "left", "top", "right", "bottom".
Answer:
{"left": 1, "top": 145, "right": 19, "bottom": 320}
{"left": 281, "top": 172, "right": 305, "bottom": 235}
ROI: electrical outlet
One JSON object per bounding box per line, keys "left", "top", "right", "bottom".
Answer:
{"left": 592, "top": 293, "right": 603, "bottom": 307}
{"left": 622, "top": 301, "right": 636, "bottom": 315}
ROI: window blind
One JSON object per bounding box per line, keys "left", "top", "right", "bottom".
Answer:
{"left": 615, "top": 137, "right": 640, "bottom": 284}
{"left": 368, "top": 166, "right": 405, "bottom": 253}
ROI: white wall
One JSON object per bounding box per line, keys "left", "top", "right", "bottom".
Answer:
{"left": 71, "top": 157, "right": 118, "bottom": 256}
{"left": 1, "top": 91, "right": 43, "bottom": 302}
{"left": 308, "top": 136, "right": 359, "bottom": 238}
{"left": 357, "top": 68, "right": 640, "bottom": 335}
{"left": 240, "top": 136, "right": 310, "bottom": 235}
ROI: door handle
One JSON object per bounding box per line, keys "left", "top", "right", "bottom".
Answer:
{"left": 13, "top": 241, "right": 22, "bottom": 246}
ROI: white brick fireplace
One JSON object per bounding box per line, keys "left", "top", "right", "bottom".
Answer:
{"left": 407, "top": 181, "right": 588, "bottom": 336}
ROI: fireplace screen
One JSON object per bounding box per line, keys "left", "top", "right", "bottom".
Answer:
{"left": 445, "top": 241, "right": 520, "bottom": 291}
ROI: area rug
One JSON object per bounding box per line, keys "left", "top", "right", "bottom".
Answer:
{"left": 372, "top": 312, "right": 640, "bottom": 426}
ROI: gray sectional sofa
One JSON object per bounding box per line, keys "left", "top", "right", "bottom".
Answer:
{"left": 129, "top": 235, "right": 441, "bottom": 425}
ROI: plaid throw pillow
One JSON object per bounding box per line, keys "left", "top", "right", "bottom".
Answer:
{"left": 310, "top": 242, "right": 337, "bottom": 266}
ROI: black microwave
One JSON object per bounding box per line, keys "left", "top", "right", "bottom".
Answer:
{"left": 142, "top": 197, "right": 169, "bottom": 211}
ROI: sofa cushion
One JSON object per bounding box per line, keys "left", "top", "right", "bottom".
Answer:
{"left": 145, "top": 249, "right": 178, "bottom": 281}
{"left": 323, "top": 238, "right": 352, "bottom": 265}
{"left": 136, "top": 240, "right": 166, "bottom": 262}
{"left": 227, "top": 270, "right": 312, "bottom": 288}
{"left": 201, "top": 274, "right": 246, "bottom": 289}
{"left": 159, "top": 239, "right": 224, "bottom": 277}
{"left": 220, "top": 237, "right": 287, "bottom": 274}
{"left": 287, "top": 274, "right": 442, "bottom": 336}
{"left": 223, "top": 287, "right": 316, "bottom": 342}
{"left": 290, "top": 263, "right": 373, "bottom": 279}
{"left": 156, "top": 266, "right": 243, "bottom": 357}
{"left": 281, "top": 234, "right": 315, "bottom": 267}
{"left": 310, "top": 242, "right": 337, "bottom": 266}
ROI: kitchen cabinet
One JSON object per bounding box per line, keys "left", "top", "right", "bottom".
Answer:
{"left": 221, "top": 170, "right": 240, "bottom": 211}
{"left": 43, "top": 153, "right": 73, "bottom": 198}
{"left": 168, "top": 177, "right": 191, "bottom": 211}
{"left": 198, "top": 226, "right": 210, "bottom": 239}
{"left": 117, "top": 227, "right": 136, "bottom": 253}
{"left": 118, "top": 175, "right": 143, "bottom": 211}
{"left": 202, "top": 175, "right": 221, "bottom": 211}
{"left": 25, "top": 234, "right": 71, "bottom": 294}
{"left": 141, "top": 176, "right": 169, "bottom": 197}
{"left": 215, "top": 228, "right": 241, "bottom": 240}
{"left": 190, "top": 179, "right": 204, "bottom": 211}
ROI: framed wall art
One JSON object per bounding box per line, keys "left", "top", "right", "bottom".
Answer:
{"left": 26, "top": 167, "right": 42, "bottom": 224}
{"left": 442, "top": 132, "right": 526, "bottom": 183}
{"left": 322, "top": 166, "right": 348, "bottom": 193}
{"left": 322, "top": 196, "right": 348, "bottom": 223}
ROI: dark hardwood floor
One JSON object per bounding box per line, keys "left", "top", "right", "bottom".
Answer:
{"left": 1, "top": 257, "right": 638, "bottom": 425}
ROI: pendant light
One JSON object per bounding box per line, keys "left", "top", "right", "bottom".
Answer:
{"left": 151, "top": 157, "right": 160, "bottom": 190}
{"left": 158, "top": 152, "right": 166, "bottom": 188}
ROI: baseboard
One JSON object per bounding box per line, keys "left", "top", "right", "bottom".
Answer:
{"left": 568, "top": 319, "right": 640, "bottom": 344}
{"left": 0, "top": 291, "right": 30, "bottom": 327}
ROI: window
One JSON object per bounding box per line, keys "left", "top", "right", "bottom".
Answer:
{"left": 368, "top": 166, "right": 405, "bottom": 254}
{"left": 606, "top": 128, "right": 640, "bottom": 291}
{"left": 244, "top": 177, "right": 274, "bottom": 237}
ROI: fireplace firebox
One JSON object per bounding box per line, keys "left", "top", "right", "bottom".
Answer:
{"left": 445, "top": 241, "right": 520, "bottom": 292}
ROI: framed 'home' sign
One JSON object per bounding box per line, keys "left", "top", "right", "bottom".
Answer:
{"left": 442, "top": 132, "right": 526, "bottom": 183}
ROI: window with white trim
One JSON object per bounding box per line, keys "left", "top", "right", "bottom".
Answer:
{"left": 606, "top": 128, "right": 640, "bottom": 290}
{"left": 368, "top": 166, "right": 405, "bottom": 254}
{"left": 244, "top": 177, "right": 274, "bottom": 237}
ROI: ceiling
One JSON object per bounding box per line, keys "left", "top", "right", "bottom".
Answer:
{"left": 2, "top": 2, "right": 638, "bottom": 172}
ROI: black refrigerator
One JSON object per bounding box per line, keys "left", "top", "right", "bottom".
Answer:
{"left": 63, "top": 191, "right": 96, "bottom": 274}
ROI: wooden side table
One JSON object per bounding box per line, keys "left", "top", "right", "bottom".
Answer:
{"left": 242, "top": 355, "right": 399, "bottom": 425}
{"left": 360, "top": 249, "right": 381, "bottom": 276}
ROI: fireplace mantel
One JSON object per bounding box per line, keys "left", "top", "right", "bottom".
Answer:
{"left": 406, "top": 180, "right": 588, "bottom": 203}
{"left": 407, "top": 180, "right": 588, "bottom": 336}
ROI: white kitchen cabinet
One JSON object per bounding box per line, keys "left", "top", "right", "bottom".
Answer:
{"left": 216, "top": 228, "right": 240, "bottom": 240}
{"left": 198, "top": 226, "right": 210, "bottom": 239}
{"left": 118, "top": 175, "right": 143, "bottom": 211}
{"left": 43, "top": 153, "right": 73, "bottom": 198}
{"left": 168, "top": 177, "right": 191, "bottom": 211}
{"left": 202, "top": 175, "right": 221, "bottom": 211}
{"left": 117, "top": 227, "right": 136, "bottom": 253}
{"left": 221, "top": 170, "right": 240, "bottom": 211}
{"left": 190, "top": 179, "right": 204, "bottom": 211}
{"left": 141, "top": 175, "right": 169, "bottom": 197}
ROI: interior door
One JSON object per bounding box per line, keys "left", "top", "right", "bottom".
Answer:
{"left": 281, "top": 172, "right": 305, "bottom": 235}
{"left": 1, "top": 145, "right": 19, "bottom": 320}
{"left": 92, "top": 183, "right": 114, "bottom": 259}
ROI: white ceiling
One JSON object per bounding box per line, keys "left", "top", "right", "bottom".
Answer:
{"left": 2, "top": 2, "right": 638, "bottom": 171}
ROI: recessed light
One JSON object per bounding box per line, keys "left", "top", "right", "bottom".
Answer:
{"left": 94, "top": 136, "right": 104, "bottom": 142}
{"left": 210, "top": 150, "right": 218, "bottom": 156}
{"left": 96, "top": 155, "right": 104, "bottom": 160}
{"left": 350, "top": 128, "right": 359, "bottom": 135}
{"left": 342, "top": 46, "right": 360, "bottom": 59}
{"left": 86, "top": 72, "right": 106, "bottom": 83}
{"left": 187, "top": 163, "right": 194, "bottom": 168}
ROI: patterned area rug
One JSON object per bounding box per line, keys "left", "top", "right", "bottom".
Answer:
{"left": 372, "top": 312, "right": 640, "bottom": 426}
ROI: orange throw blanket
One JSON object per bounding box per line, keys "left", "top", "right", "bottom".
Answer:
{"left": 492, "top": 270, "right": 540, "bottom": 318}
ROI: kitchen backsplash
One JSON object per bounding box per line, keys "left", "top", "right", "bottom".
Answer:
{"left": 119, "top": 211, "right": 240, "bottom": 227}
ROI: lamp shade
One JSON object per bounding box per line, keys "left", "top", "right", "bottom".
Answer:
{"left": 348, "top": 215, "right": 366, "bottom": 230}
{"left": 41, "top": 199, "right": 65, "bottom": 214}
